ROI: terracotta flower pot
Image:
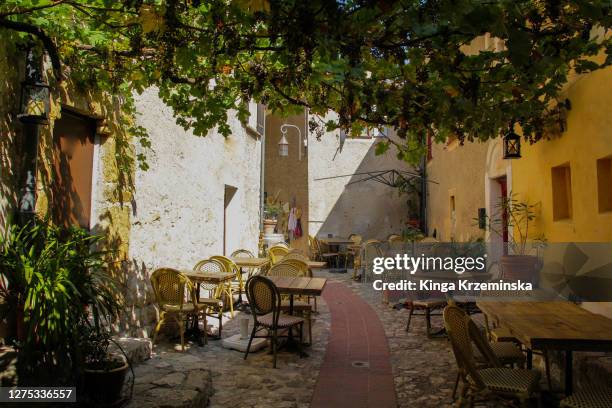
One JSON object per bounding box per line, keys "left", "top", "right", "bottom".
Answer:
{"left": 500, "top": 255, "right": 539, "bottom": 285}
{"left": 263, "top": 219, "right": 277, "bottom": 235}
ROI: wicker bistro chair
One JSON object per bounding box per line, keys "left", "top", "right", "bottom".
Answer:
{"left": 209, "top": 255, "right": 240, "bottom": 317}
{"left": 231, "top": 249, "right": 257, "bottom": 279}
{"left": 244, "top": 276, "right": 305, "bottom": 368}
{"left": 150, "top": 268, "right": 205, "bottom": 351}
{"left": 268, "top": 245, "right": 290, "bottom": 265}
{"left": 309, "top": 235, "right": 341, "bottom": 267}
{"left": 443, "top": 305, "right": 541, "bottom": 407}
{"left": 560, "top": 386, "right": 612, "bottom": 408}
{"left": 359, "top": 239, "right": 383, "bottom": 282}
{"left": 268, "top": 262, "right": 314, "bottom": 344}
{"left": 278, "top": 258, "right": 318, "bottom": 313}
{"left": 343, "top": 233, "right": 362, "bottom": 268}
{"left": 446, "top": 304, "right": 527, "bottom": 400}
{"left": 193, "top": 259, "right": 227, "bottom": 337}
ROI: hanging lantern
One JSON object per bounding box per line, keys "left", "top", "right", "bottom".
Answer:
{"left": 503, "top": 126, "right": 521, "bottom": 159}
{"left": 18, "top": 49, "right": 50, "bottom": 125}
{"left": 278, "top": 133, "right": 289, "bottom": 157}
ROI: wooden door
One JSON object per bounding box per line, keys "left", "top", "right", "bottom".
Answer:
{"left": 52, "top": 110, "right": 96, "bottom": 229}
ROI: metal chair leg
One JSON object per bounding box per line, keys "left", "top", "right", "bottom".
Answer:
{"left": 244, "top": 325, "right": 257, "bottom": 360}
{"left": 405, "top": 305, "right": 414, "bottom": 332}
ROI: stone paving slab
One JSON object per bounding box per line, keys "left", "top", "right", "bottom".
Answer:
{"left": 143, "top": 296, "right": 330, "bottom": 408}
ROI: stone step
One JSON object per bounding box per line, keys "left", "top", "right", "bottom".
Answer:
{"left": 125, "top": 353, "right": 213, "bottom": 408}
{"left": 110, "top": 337, "right": 152, "bottom": 365}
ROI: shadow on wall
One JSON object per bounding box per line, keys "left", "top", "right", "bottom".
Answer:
{"left": 0, "top": 36, "right": 23, "bottom": 232}
{"left": 312, "top": 142, "right": 418, "bottom": 240}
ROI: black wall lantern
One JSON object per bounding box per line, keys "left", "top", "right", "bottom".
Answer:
{"left": 17, "top": 48, "right": 50, "bottom": 125}
{"left": 503, "top": 123, "right": 521, "bottom": 159}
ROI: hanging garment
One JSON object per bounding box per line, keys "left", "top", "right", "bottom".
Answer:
{"left": 287, "top": 207, "right": 298, "bottom": 233}
{"left": 294, "top": 218, "right": 303, "bottom": 238}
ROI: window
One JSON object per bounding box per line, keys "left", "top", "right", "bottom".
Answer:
{"left": 597, "top": 157, "right": 612, "bottom": 213}
{"left": 551, "top": 163, "right": 573, "bottom": 221}
{"left": 256, "top": 103, "right": 265, "bottom": 135}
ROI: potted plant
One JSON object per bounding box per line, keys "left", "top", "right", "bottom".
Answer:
{"left": 263, "top": 203, "right": 282, "bottom": 235}
{"left": 481, "top": 193, "right": 546, "bottom": 284}
{"left": 0, "top": 218, "right": 123, "bottom": 389}
{"left": 80, "top": 324, "right": 130, "bottom": 405}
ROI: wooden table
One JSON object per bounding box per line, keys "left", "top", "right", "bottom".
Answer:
{"left": 182, "top": 270, "right": 235, "bottom": 284}
{"left": 477, "top": 301, "right": 612, "bottom": 395}
{"left": 268, "top": 276, "right": 327, "bottom": 297}
{"left": 318, "top": 237, "right": 355, "bottom": 245}
{"left": 181, "top": 270, "right": 235, "bottom": 342}
{"left": 231, "top": 256, "right": 326, "bottom": 270}
{"left": 230, "top": 257, "right": 270, "bottom": 269}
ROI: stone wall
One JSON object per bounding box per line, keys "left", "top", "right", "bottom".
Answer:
{"left": 124, "top": 88, "right": 262, "bottom": 335}
{"left": 308, "top": 116, "right": 416, "bottom": 240}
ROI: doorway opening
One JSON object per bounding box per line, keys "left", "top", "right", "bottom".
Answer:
{"left": 223, "top": 185, "right": 238, "bottom": 255}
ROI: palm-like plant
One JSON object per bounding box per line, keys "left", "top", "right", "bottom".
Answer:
{"left": 0, "top": 218, "right": 122, "bottom": 384}
{"left": 481, "top": 193, "right": 546, "bottom": 255}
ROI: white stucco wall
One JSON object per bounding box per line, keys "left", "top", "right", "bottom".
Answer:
{"left": 129, "top": 88, "right": 262, "bottom": 272}
{"left": 308, "top": 116, "right": 415, "bottom": 240}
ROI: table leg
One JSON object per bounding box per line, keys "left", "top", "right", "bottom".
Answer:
{"left": 526, "top": 349, "right": 533, "bottom": 369}
{"left": 564, "top": 350, "right": 573, "bottom": 396}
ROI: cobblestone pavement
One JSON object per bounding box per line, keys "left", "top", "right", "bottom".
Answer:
{"left": 148, "top": 271, "right": 539, "bottom": 408}
{"left": 150, "top": 294, "right": 331, "bottom": 408}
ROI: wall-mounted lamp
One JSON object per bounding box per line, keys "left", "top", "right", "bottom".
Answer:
{"left": 278, "top": 123, "right": 306, "bottom": 160}
{"left": 18, "top": 49, "right": 49, "bottom": 125}
{"left": 503, "top": 123, "right": 521, "bottom": 159}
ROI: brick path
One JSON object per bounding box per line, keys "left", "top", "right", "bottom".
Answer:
{"left": 311, "top": 281, "right": 396, "bottom": 408}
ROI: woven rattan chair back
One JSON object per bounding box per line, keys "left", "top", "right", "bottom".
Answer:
{"left": 348, "top": 233, "right": 363, "bottom": 245}
{"left": 151, "top": 268, "right": 194, "bottom": 311}
{"left": 267, "top": 262, "right": 303, "bottom": 277}
{"left": 231, "top": 249, "right": 256, "bottom": 277}
{"left": 231, "top": 249, "right": 255, "bottom": 258}
{"left": 193, "top": 259, "right": 225, "bottom": 294}
{"left": 361, "top": 239, "right": 383, "bottom": 281}
{"left": 443, "top": 305, "right": 485, "bottom": 389}
{"left": 282, "top": 251, "right": 309, "bottom": 262}
{"left": 246, "top": 276, "right": 280, "bottom": 317}
{"left": 387, "top": 234, "right": 402, "bottom": 243}
{"left": 210, "top": 255, "right": 238, "bottom": 274}
{"left": 278, "top": 259, "right": 310, "bottom": 277}
{"left": 268, "top": 245, "right": 290, "bottom": 264}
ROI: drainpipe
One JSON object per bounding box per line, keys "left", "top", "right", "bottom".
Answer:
{"left": 259, "top": 110, "right": 266, "bottom": 231}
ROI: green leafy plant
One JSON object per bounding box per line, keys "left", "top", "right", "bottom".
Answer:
{"left": 480, "top": 193, "right": 547, "bottom": 255}
{"left": 401, "top": 225, "right": 424, "bottom": 242}
{"left": 1, "top": 1, "right": 610, "bottom": 165}
{"left": 0, "top": 218, "right": 121, "bottom": 384}
{"left": 264, "top": 203, "right": 282, "bottom": 220}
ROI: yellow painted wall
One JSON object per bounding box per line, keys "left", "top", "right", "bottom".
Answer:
{"left": 511, "top": 66, "right": 612, "bottom": 242}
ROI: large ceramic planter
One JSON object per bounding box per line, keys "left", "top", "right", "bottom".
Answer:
{"left": 84, "top": 360, "right": 128, "bottom": 405}
{"left": 500, "top": 255, "right": 539, "bottom": 285}
{"left": 263, "top": 219, "right": 277, "bottom": 235}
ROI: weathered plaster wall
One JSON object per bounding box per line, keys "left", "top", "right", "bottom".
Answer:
{"left": 511, "top": 66, "right": 612, "bottom": 243}
{"left": 426, "top": 140, "right": 492, "bottom": 242}
{"left": 308, "top": 117, "right": 414, "bottom": 240}
{"left": 126, "top": 88, "right": 262, "bottom": 334}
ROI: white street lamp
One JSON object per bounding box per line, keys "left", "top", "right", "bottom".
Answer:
{"left": 278, "top": 123, "right": 304, "bottom": 160}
